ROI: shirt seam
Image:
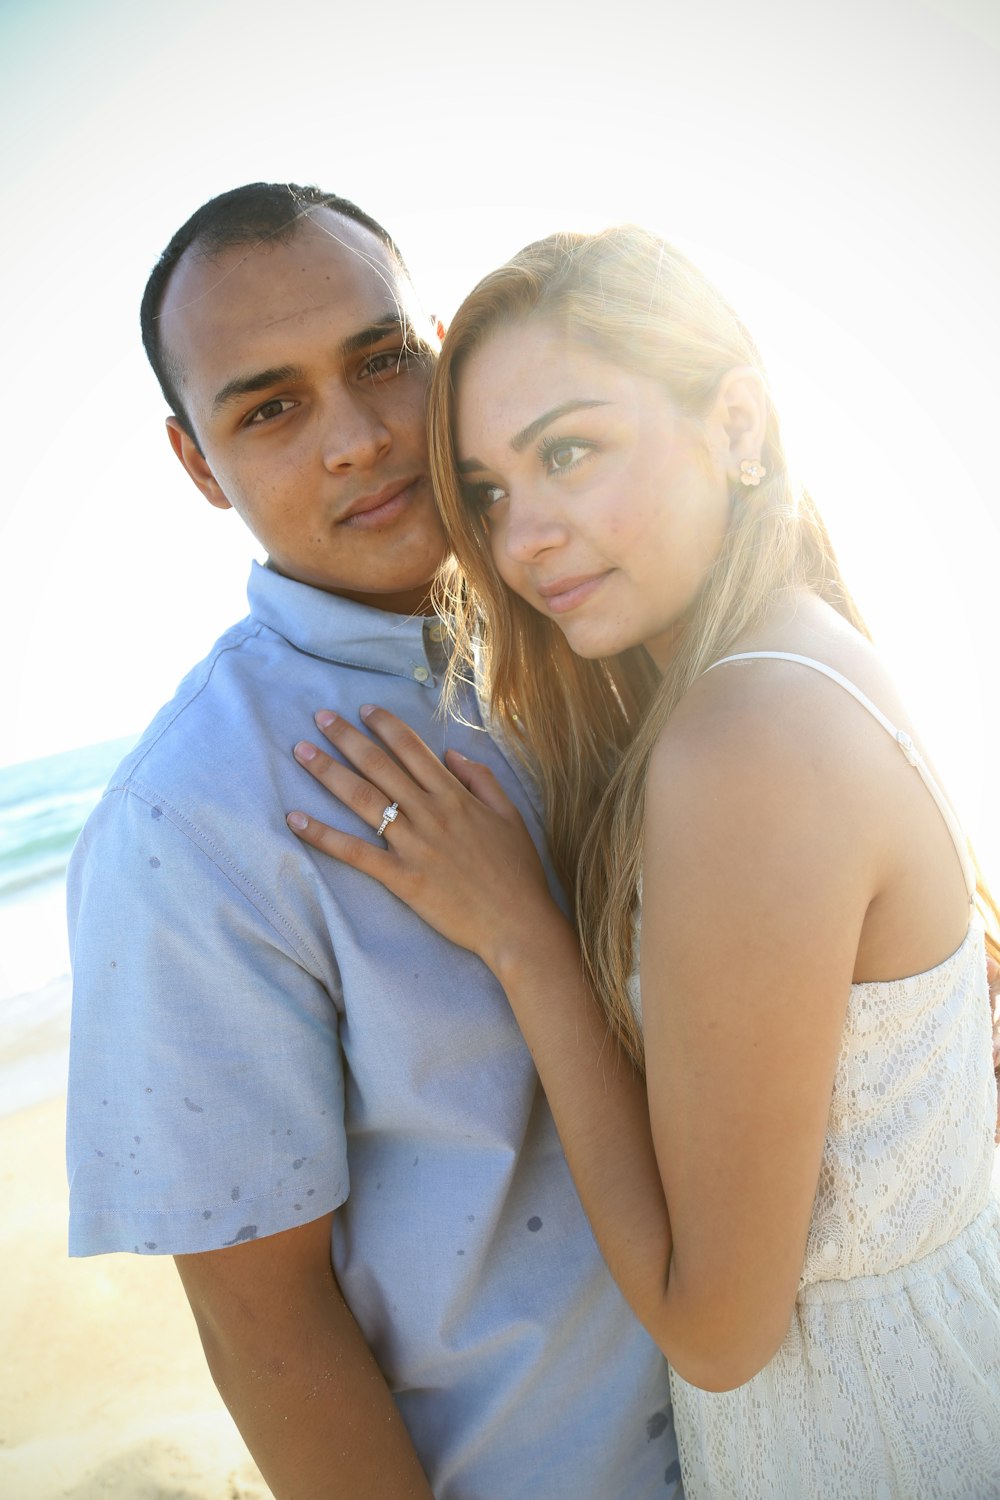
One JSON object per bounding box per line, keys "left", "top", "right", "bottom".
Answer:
{"left": 116, "top": 622, "right": 266, "bottom": 784}
{"left": 114, "top": 777, "right": 328, "bottom": 976}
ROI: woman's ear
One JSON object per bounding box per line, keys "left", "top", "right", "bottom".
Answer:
{"left": 708, "top": 365, "right": 769, "bottom": 479}
{"left": 165, "top": 417, "right": 232, "bottom": 511}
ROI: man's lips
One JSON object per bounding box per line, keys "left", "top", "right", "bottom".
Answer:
{"left": 535, "top": 571, "right": 611, "bottom": 614}
{"left": 338, "top": 478, "right": 422, "bottom": 528}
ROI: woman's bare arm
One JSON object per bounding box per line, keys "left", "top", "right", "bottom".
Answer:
{"left": 284, "top": 692, "right": 881, "bottom": 1392}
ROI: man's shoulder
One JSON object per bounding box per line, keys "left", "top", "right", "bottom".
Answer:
{"left": 76, "top": 601, "right": 404, "bottom": 857}
{"left": 112, "top": 605, "right": 370, "bottom": 792}
{"left": 107, "top": 612, "right": 270, "bottom": 792}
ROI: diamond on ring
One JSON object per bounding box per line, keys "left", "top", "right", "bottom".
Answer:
{"left": 375, "top": 801, "right": 399, "bottom": 838}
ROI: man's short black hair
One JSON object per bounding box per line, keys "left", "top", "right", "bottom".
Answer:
{"left": 140, "top": 182, "right": 408, "bottom": 441}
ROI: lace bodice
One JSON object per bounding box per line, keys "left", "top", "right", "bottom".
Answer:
{"left": 630, "top": 915, "right": 994, "bottom": 1280}
{"left": 804, "top": 924, "right": 993, "bottom": 1283}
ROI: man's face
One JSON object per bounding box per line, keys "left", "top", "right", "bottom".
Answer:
{"left": 160, "top": 209, "right": 447, "bottom": 615}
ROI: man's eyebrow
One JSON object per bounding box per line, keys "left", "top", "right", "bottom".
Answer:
{"left": 211, "top": 316, "right": 424, "bottom": 413}
{"left": 212, "top": 365, "right": 302, "bottom": 413}
{"left": 457, "top": 399, "right": 610, "bottom": 473}
{"left": 340, "top": 314, "right": 414, "bottom": 358}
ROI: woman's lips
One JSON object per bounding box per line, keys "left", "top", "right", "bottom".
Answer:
{"left": 536, "top": 572, "right": 610, "bottom": 614}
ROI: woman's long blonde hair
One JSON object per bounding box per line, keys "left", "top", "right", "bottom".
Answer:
{"left": 429, "top": 226, "right": 999, "bottom": 1064}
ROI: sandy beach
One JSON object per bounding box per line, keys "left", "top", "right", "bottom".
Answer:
{"left": 0, "top": 1090, "right": 272, "bottom": 1499}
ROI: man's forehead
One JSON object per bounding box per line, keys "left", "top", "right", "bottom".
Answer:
{"left": 160, "top": 211, "right": 413, "bottom": 385}
{"left": 170, "top": 211, "right": 401, "bottom": 309}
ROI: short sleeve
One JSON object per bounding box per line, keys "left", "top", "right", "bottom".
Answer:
{"left": 66, "top": 785, "right": 349, "bottom": 1256}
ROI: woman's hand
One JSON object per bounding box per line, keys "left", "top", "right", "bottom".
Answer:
{"left": 286, "top": 705, "right": 563, "bottom": 975}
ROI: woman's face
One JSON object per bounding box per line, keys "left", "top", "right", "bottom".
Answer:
{"left": 454, "top": 319, "right": 737, "bottom": 670}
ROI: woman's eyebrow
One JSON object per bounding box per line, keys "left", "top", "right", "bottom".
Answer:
{"left": 457, "top": 399, "right": 610, "bottom": 474}
{"left": 510, "top": 399, "right": 609, "bottom": 452}
{"left": 457, "top": 399, "right": 609, "bottom": 475}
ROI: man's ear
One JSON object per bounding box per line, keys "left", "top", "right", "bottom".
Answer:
{"left": 708, "top": 366, "right": 768, "bottom": 477}
{"left": 165, "top": 417, "right": 232, "bottom": 511}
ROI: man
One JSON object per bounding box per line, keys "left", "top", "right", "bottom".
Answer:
{"left": 66, "top": 184, "right": 680, "bottom": 1499}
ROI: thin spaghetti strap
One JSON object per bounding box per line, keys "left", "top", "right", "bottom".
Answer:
{"left": 704, "top": 651, "right": 976, "bottom": 901}
{"left": 706, "top": 652, "right": 900, "bottom": 734}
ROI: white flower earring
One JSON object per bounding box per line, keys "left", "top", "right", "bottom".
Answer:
{"left": 739, "top": 459, "right": 767, "bottom": 486}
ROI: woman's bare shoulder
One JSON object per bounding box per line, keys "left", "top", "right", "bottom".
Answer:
{"left": 649, "top": 594, "right": 908, "bottom": 831}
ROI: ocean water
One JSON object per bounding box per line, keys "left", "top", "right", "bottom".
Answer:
{"left": 0, "top": 734, "right": 135, "bottom": 1113}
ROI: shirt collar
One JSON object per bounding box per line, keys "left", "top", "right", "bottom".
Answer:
{"left": 247, "top": 560, "right": 447, "bottom": 682}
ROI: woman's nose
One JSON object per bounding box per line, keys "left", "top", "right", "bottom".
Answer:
{"left": 500, "top": 494, "right": 567, "bottom": 565}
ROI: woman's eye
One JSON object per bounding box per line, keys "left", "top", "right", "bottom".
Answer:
{"left": 539, "top": 438, "right": 592, "bottom": 474}
{"left": 247, "top": 398, "right": 294, "bottom": 425}
{"left": 462, "top": 481, "right": 507, "bottom": 516}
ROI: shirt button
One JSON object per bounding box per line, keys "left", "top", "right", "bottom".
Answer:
{"left": 427, "top": 622, "right": 447, "bottom": 643}
{"left": 413, "top": 665, "right": 431, "bottom": 683}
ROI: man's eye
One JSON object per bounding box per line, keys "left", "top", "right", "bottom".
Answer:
{"left": 363, "top": 348, "right": 412, "bottom": 380}
{"left": 247, "top": 398, "right": 295, "bottom": 425}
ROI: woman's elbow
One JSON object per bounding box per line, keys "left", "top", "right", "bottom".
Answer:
{"left": 668, "top": 1344, "right": 775, "bottom": 1393}
{"left": 658, "top": 1303, "right": 791, "bottom": 1393}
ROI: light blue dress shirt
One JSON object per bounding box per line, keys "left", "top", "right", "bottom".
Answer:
{"left": 66, "top": 561, "right": 680, "bottom": 1498}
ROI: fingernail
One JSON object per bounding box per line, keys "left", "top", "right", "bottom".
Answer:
{"left": 287, "top": 812, "right": 309, "bottom": 830}
{"left": 294, "top": 741, "right": 317, "bottom": 762}
{"left": 315, "top": 710, "right": 337, "bottom": 730}
{"left": 359, "top": 704, "right": 375, "bottom": 719}
{"left": 450, "top": 750, "right": 469, "bottom": 761}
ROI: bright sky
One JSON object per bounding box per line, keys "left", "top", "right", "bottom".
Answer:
{"left": 1, "top": 0, "right": 998, "bottom": 869}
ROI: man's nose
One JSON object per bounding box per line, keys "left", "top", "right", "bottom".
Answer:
{"left": 320, "top": 389, "right": 392, "bottom": 472}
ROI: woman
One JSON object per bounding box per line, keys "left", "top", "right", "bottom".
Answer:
{"left": 286, "top": 227, "right": 1000, "bottom": 1496}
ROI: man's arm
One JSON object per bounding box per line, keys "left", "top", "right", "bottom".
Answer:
{"left": 175, "top": 1212, "right": 433, "bottom": 1500}
{"left": 70, "top": 785, "right": 432, "bottom": 1493}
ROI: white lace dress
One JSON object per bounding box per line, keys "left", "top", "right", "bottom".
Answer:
{"left": 632, "top": 654, "right": 1000, "bottom": 1500}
